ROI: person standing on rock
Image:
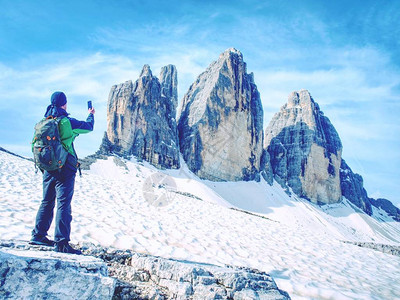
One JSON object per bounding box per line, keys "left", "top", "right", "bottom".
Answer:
{"left": 30, "top": 91, "right": 95, "bottom": 254}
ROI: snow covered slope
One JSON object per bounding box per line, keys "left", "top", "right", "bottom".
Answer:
{"left": 1, "top": 149, "right": 400, "bottom": 299}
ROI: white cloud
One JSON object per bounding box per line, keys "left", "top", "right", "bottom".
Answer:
{"left": 0, "top": 53, "right": 145, "bottom": 158}
{"left": 0, "top": 53, "right": 142, "bottom": 108}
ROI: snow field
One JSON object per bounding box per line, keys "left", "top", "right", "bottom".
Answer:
{"left": 1, "top": 150, "right": 400, "bottom": 299}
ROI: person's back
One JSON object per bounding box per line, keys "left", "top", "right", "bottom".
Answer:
{"left": 30, "top": 91, "right": 95, "bottom": 254}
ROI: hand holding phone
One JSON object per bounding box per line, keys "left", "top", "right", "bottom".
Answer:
{"left": 88, "top": 101, "right": 95, "bottom": 114}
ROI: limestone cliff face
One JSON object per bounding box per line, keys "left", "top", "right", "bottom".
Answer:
{"left": 99, "top": 65, "right": 180, "bottom": 169}
{"left": 178, "top": 48, "right": 264, "bottom": 181}
{"left": 340, "top": 160, "right": 400, "bottom": 220}
{"left": 265, "top": 90, "right": 342, "bottom": 204}
{"left": 340, "top": 159, "right": 373, "bottom": 215}
{"left": 370, "top": 198, "right": 400, "bottom": 222}
{"left": 159, "top": 64, "right": 178, "bottom": 113}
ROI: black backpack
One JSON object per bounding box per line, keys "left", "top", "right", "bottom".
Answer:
{"left": 32, "top": 116, "right": 69, "bottom": 171}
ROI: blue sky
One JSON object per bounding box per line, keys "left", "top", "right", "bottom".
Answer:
{"left": 1, "top": 0, "right": 399, "bottom": 207}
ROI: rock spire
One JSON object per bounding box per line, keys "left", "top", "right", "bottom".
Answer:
{"left": 264, "top": 90, "right": 342, "bottom": 204}
{"left": 178, "top": 48, "right": 264, "bottom": 181}
{"left": 99, "top": 64, "right": 180, "bottom": 169}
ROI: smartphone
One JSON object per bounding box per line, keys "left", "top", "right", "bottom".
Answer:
{"left": 87, "top": 100, "right": 92, "bottom": 110}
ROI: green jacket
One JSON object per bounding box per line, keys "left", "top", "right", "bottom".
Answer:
{"left": 33, "top": 106, "right": 94, "bottom": 158}
{"left": 58, "top": 116, "right": 94, "bottom": 157}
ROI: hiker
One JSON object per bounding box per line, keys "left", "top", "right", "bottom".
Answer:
{"left": 30, "top": 91, "right": 95, "bottom": 254}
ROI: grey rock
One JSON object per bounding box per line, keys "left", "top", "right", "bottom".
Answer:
{"left": 82, "top": 243, "right": 289, "bottom": 299}
{"left": 99, "top": 64, "right": 180, "bottom": 169}
{"left": 370, "top": 198, "right": 400, "bottom": 222}
{"left": 178, "top": 48, "right": 264, "bottom": 181}
{"left": 140, "top": 64, "right": 152, "bottom": 77}
{"left": 265, "top": 90, "right": 342, "bottom": 204}
{"left": 0, "top": 240, "right": 290, "bottom": 299}
{"left": 340, "top": 159, "right": 372, "bottom": 215}
{"left": 342, "top": 241, "right": 400, "bottom": 257}
{"left": 260, "top": 149, "right": 274, "bottom": 185}
{"left": 109, "top": 251, "right": 290, "bottom": 300}
{"left": 340, "top": 160, "right": 400, "bottom": 221}
{"left": 160, "top": 64, "right": 178, "bottom": 113}
{"left": 0, "top": 243, "right": 115, "bottom": 300}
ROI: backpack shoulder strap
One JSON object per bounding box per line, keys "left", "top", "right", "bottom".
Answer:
{"left": 54, "top": 115, "right": 66, "bottom": 123}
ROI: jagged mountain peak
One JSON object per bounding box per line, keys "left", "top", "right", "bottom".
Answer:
{"left": 265, "top": 90, "right": 342, "bottom": 204}
{"left": 287, "top": 89, "right": 314, "bottom": 107}
{"left": 159, "top": 65, "right": 178, "bottom": 112}
{"left": 140, "top": 64, "right": 152, "bottom": 77}
{"left": 219, "top": 47, "right": 243, "bottom": 59}
{"left": 160, "top": 64, "right": 176, "bottom": 73}
{"left": 99, "top": 64, "right": 180, "bottom": 169}
{"left": 178, "top": 48, "right": 263, "bottom": 181}
{"left": 267, "top": 90, "right": 332, "bottom": 144}
{"left": 179, "top": 48, "right": 250, "bottom": 128}
{"left": 218, "top": 48, "right": 247, "bottom": 74}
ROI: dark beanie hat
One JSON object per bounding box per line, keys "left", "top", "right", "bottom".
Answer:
{"left": 51, "top": 91, "right": 67, "bottom": 107}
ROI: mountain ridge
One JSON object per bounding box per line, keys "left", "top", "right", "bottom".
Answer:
{"left": 98, "top": 48, "right": 398, "bottom": 218}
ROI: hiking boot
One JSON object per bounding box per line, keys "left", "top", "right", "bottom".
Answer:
{"left": 29, "top": 236, "right": 55, "bottom": 247}
{"left": 54, "top": 241, "right": 82, "bottom": 255}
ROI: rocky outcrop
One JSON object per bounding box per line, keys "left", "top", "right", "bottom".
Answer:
{"left": 343, "top": 241, "right": 400, "bottom": 257}
{"left": 264, "top": 90, "right": 342, "bottom": 204}
{"left": 370, "top": 198, "right": 400, "bottom": 222}
{"left": 340, "top": 159, "right": 373, "bottom": 215}
{"left": 178, "top": 48, "right": 264, "bottom": 181}
{"left": 0, "top": 242, "right": 115, "bottom": 300}
{"left": 340, "top": 160, "right": 400, "bottom": 221}
{"left": 160, "top": 64, "right": 178, "bottom": 114}
{"left": 260, "top": 150, "right": 274, "bottom": 185}
{"left": 0, "top": 240, "right": 290, "bottom": 300}
{"left": 99, "top": 64, "right": 180, "bottom": 169}
{"left": 85, "top": 244, "right": 290, "bottom": 300}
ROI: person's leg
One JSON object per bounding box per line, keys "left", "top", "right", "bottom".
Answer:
{"left": 31, "top": 171, "right": 56, "bottom": 240}
{"left": 54, "top": 168, "right": 76, "bottom": 243}
{"left": 53, "top": 167, "right": 81, "bottom": 254}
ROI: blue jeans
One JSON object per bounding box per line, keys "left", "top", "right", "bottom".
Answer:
{"left": 32, "top": 166, "right": 76, "bottom": 242}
